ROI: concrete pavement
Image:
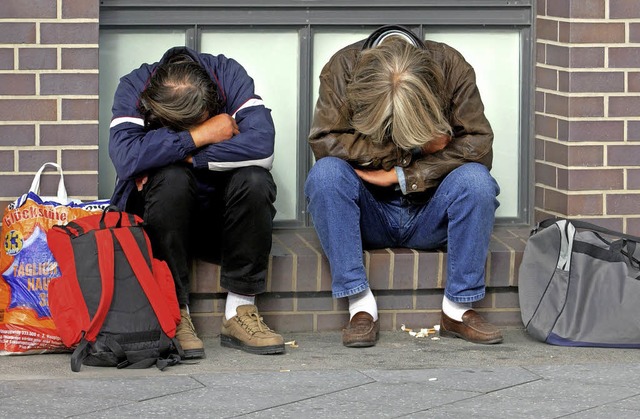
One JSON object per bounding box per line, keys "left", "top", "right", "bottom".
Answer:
{"left": 1, "top": 328, "right": 640, "bottom": 418}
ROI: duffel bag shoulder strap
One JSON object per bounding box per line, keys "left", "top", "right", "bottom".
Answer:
{"left": 537, "top": 217, "right": 640, "bottom": 242}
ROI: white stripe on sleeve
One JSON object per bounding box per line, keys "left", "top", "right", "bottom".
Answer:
{"left": 231, "top": 98, "right": 265, "bottom": 118}
{"left": 110, "top": 117, "right": 145, "bottom": 128}
{"left": 207, "top": 154, "right": 274, "bottom": 172}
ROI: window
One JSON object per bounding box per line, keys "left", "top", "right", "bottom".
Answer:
{"left": 99, "top": 1, "right": 534, "bottom": 226}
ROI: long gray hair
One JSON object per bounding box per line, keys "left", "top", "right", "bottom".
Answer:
{"left": 346, "top": 37, "right": 451, "bottom": 150}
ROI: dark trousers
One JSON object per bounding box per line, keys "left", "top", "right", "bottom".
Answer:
{"left": 126, "top": 164, "right": 277, "bottom": 305}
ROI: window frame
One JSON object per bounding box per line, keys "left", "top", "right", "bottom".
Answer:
{"left": 99, "top": 0, "right": 535, "bottom": 227}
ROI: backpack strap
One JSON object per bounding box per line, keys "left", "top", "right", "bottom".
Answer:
{"left": 111, "top": 228, "right": 178, "bottom": 337}
{"left": 84, "top": 229, "right": 116, "bottom": 343}
{"left": 68, "top": 229, "right": 117, "bottom": 372}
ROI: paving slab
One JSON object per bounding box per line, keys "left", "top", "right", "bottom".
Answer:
{"left": 1, "top": 328, "right": 640, "bottom": 418}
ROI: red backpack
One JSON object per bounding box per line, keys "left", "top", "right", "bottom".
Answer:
{"left": 47, "top": 207, "right": 183, "bottom": 372}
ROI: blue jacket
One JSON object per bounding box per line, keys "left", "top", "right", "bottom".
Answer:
{"left": 108, "top": 46, "right": 275, "bottom": 209}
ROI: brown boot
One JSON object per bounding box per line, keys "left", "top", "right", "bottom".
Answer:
{"left": 176, "top": 308, "right": 205, "bottom": 359}
{"left": 220, "top": 305, "right": 285, "bottom": 355}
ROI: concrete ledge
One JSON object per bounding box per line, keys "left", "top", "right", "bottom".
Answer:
{"left": 189, "top": 225, "right": 530, "bottom": 337}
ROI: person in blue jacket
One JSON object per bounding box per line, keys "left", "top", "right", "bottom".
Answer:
{"left": 109, "top": 46, "right": 285, "bottom": 358}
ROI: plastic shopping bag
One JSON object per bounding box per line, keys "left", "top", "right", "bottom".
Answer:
{"left": 0, "top": 162, "right": 110, "bottom": 355}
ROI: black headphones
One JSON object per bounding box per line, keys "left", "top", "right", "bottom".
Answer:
{"left": 361, "top": 25, "right": 424, "bottom": 50}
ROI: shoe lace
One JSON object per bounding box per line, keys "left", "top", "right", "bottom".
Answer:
{"left": 237, "top": 311, "right": 273, "bottom": 335}
{"left": 177, "top": 311, "right": 197, "bottom": 338}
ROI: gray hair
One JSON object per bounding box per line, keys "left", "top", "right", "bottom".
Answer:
{"left": 346, "top": 37, "right": 451, "bottom": 150}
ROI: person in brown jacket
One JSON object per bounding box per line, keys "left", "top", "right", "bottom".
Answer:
{"left": 305, "top": 25, "right": 503, "bottom": 347}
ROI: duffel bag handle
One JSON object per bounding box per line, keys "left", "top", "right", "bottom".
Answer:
{"left": 536, "top": 217, "right": 640, "bottom": 243}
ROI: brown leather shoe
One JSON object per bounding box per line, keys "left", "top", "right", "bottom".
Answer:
{"left": 440, "top": 310, "right": 503, "bottom": 344}
{"left": 342, "top": 312, "right": 380, "bottom": 347}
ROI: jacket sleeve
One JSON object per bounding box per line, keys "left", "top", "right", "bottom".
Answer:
{"left": 191, "top": 57, "right": 275, "bottom": 171}
{"left": 401, "top": 47, "right": 493, "bottom": 193}
{"left": 108, "top": 67, "right": 198, "bottom": 182}
{"left": 308, "top": 48, "right": 400, "bottom": 170}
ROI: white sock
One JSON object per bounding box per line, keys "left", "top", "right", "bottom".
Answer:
{"left": 442, "top": 295, "right": 471, "bottom": 322}
{"left": 225, "top": 292, "right": 255, "bottom": 320}
{"left": 348, "top": 288, "right": 378, "bottom": 321}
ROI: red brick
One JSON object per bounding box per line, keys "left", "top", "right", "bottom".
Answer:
{"left": 0, "top": 151, "right": 14, "bottom": 171}
{"left": 17, "top": 149, "right": 58, "bottom": 172}
{"left": 559, "top": 22, "right": 625, "bottom": 44}
{"left": 567, "top": 145, "right": 604, "bottom": 167}
{"left": 535, "top": 162, "right": 557, "bottom": 187}
{"left": 627, "top": 169, "right": 640, "bottom": 189}
{"left": 629, "top": 73, "right": 640, "bottom": 92}
{"left": 610, "top": 0, "right": 640, "bottom": 19}
{"left": 546, "top": 45, "right": 605, "bottom": 68}
{"left": 564, "top": 72, "right": 625, "bottom": 93}
{"left": 61, "top": 99, "right": 99, "bottom": 120}
{"left": 608, "top": 145, "right": 640, "bottom": 166}
{"left": 568, "top": 194, "right": 604, "bottom": 216}
{"left": 367, "top": 249, "right": 392, "bottom": 290}
{"left": 391, "top": 248, "right": 417, "bottom": 290}
{"left": 19, "top": 48, "right": 57, "bottom": 70}
{"left": 536, "top": 66, "right": 557, "bottom": 90}
{"left": 0, "top": 23, "right": 36, "bottom": 44}
{"left": 607, "top": 194, "right": 640, "bottom": 215}
{"left": 609, "top": 97, "right": 640, "bottom": 117}
{"left": 61, "top": 149, "right": 99, "bottom": 171}
{"left": 60, "top": 173, "right": 99, "bottom": 197}
{"left": 0, "top": 174, "right": 38, "bottom": 197}
{"left": 542, "top": 140, "right": 567, "bottom": 165}
{"left": 40, "top": 74, "right": 99, "bottom": 96}
{"left": 535, "top": 114, "right": 558, "bottom": 139}
{"left": 0, "top": 74, "right": 35, "bottom": 95}
{"left": 629, "top": 121, "right": 640, "bottom": 141}
{"left": 537, "top": 0, "right": 546, "bottom": 16}
{"left": 265, "top": 313, "right": 313, "bottom": 333}
{"left": 0, "top": 49, "right": 13, "bottom": 70}
{"left": 0, "top": 125, "right": 35, "bottom": 146}
{"left": 40, "top": 23, "right": 98, "bottom": 45}
{"left": 626, "top": 218, "right": 640, "bottom": 236}
{"left": 536, "top": 18, "right": 558, "bottom": 42}
{"left": 62, "top": 0, "right": 99, "bottom": 19}
{"left": 570, "top": 0, "right": 606, "bottom": 18}
{"left": 609, "top": 47, "right": 640, "bottom": 68}
{"left": 565, "top": 168, "right": 624, "bottom": 191}
{"left": 39, "top": 124, "right": 98, "bottom": 146}
{"left": 547, "top": 0, "right": 570, "bottom": 18}
{"left": 0, "top": 0, "right": 56, "bottom": 18}
{"left": 544, "top": 93, "right": 568, "bottom": 116}
{"left": 0, "top": 99, "right": 57, "bottom": 121}
{"left": 535, "top": 91, "right": 545, "bottom": 113}
{"left": 567, "top": 120, "right": 624, "bottom": 142}
{"left": 61, "top": 48, "right": 99, "bottom": 70}
{"left": 631, "top": 23, "right": 640, "bottom": 43}
{"left": 536, "top": 42, "right": 545, "bottom": 64}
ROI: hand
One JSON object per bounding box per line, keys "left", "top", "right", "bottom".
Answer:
{"left": 354, "top": 168, "right": 398, "bottom": 187}
{"left": 189, "top": 113, "right": 240, "bottom": 147}
{"left": 422, "top": 134, "right": 451, "bottom": 155}
{"left": 135, "top": 175, "right": 148, "bottom": 192}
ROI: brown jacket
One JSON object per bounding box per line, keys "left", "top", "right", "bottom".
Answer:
{"left": 309, "top": 39, "right": 493, "bottom": 196}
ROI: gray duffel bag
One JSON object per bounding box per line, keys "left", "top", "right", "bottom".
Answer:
{"left": 518, "top": 218, "right": 640, "bottom": 347}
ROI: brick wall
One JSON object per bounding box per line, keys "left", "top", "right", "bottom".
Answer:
{"left": 0, "top": 0, "right": 100, "bottom": 211}
{"left": 535, "top": 0, "right": 640, "bottom": 234}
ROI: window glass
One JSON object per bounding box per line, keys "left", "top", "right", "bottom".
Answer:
{"left": 312, "top": 30, "right": 371, "bottom": 109}
{"left": 425, "top": 30, "right": 521, "bottom": 218}
{"left": 201, "top": 30, "right": 299, "bottom": 222}
{"left": 98, "top": 29, "right": 186, "bottom": 199}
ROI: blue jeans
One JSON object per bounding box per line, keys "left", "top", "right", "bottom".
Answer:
{"left": 304, "top": 157, "right": 500, "bottom": 303}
